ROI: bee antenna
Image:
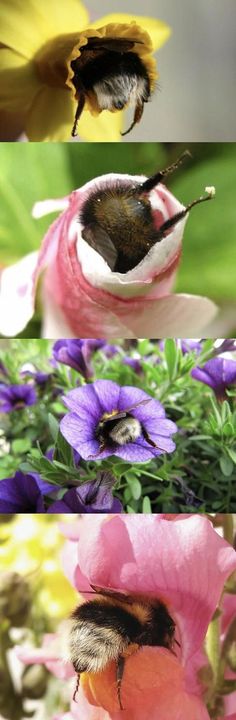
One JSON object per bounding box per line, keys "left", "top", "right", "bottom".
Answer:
{"left": 157, "top": 187, "right": 215, "bottom": 237}
{"left": 139, "top": 150, "right": 192, "bottom": 194}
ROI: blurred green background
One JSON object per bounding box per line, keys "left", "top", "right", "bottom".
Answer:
{"left": 0, "top": 142, "right": 236, "bottom": 336}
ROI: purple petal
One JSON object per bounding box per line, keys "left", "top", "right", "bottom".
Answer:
{"left": 93, "top": 380, "right": 121, "bottom": 414}
{"left": 62, "top": 384, "right": 102, "bottom": 420}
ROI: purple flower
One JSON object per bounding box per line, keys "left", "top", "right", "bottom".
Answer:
{"left": 48, "top": 472, "right": 122, "bottom": 513}
{"left": 52, "top": 339, "right": 105, "bottom": 379}
{"left": 213, "top": 339, "right": 236, "bottom": 356}
{"left": 0, "top": 472, "right": 54, "bottom": 512}
{"left": 124, "top": 357, "right": 143, "bottom": 374}
{"left": 191, "top": 357, "right": 236, "bottom": 399}
{"left": 0, "top": 384, "right": 37, "bottom": 412}
{"left": 21, "top": 368, "right": 52, "bottom": 386}
{"left": 180, "top": 339, "right": 202, "bottom": 355}
{"left": 60, "top": 380, "right": 177, "bottom": 462}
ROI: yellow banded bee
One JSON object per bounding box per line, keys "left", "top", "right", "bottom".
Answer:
{"left": 80, "top": 152, "right": 215, "bottom": 273}
{"left": 69, "top": 585, "right": 177, "bottom": 710}
{"left": 71, "top": 36, "right": 151, "bottom": 137}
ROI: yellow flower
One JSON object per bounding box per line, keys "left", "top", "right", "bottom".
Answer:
{"left": 0, "top": 515, "right": 76, "bottom": 618}
{"left": 0, "top": 1, "right": 171, "bottom": 141}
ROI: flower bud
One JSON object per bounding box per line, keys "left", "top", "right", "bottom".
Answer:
{"left": 21, "top": 665, "right": 48, "bottom": 699}
{"left": 0, "top": 572, "right": 31, "bottom": 626}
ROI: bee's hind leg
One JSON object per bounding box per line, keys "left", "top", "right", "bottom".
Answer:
{"left": 116, "top": 655, "right": 125, "bottom": 710}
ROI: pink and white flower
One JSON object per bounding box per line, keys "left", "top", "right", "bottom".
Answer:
{"left": 0, "top": 174, "right": 217, "bottom": 338}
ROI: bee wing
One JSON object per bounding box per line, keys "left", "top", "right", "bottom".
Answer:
{"left": 82, "top": 223, "right": 118, "bottom": 270}
{"left": 104, "top": 412, "right": 127, "bottom": 422}
{"left": 91, "top": 585, "right": 134, "bottom": 604}
{"left": 85, "top": 37, "right": 143, "bottom": 52}
{"left": 121, "top": 398, "right": 152, "bottom": 414}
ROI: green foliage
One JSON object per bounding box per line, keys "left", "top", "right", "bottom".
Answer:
{"left": 1, "top": 339, "right": 236, "bottom": 512}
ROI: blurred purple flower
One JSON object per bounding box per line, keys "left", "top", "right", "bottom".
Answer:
{"left": 21, "top": 368, "right": 52, "bottom": 386}
{"left": 0, "top": 360, "right": 8, "bottom": 378}
{"left": 180, "top": 339, "right": 202, "bottom": 355}
{"left": 60, "top": 379, "right": 177, "bottom": 462}
{"left": 191, "top": 357, "right": 236, "bottom": 400}
{"left": 124, "top": 357, "right": 143, "bottom": 374}
{"left": 101, "top": 343, "right": 121, "bottom": 358}
{"left": 0, "top": 471, "right": 54, "bottom": 512}
{"left": 48, "top": 472, "right": 122, "bottom": 513}
{"left": 0, "top": 384, "right": 37, "bottom": 412}
{"left": 213, "top": 339, "right": 236, "bottom": 356}
{"left": 159, "top": 339, "right": 201, "bottom": 355}
{"left": 52, "top": 339, "right": 105, "bottom": 379}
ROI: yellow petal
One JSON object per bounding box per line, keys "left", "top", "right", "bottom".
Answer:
{"left": 0, "top": 0, "right": 89, "bottom": 59}
{"left": 90, "top": 14, "right": 172, "bottom": 52}
{"left": 25, "top": 86, "right": 75, "bottom": 141}
{"left": 78, "top": 108, "right": 123, "bottom": 142}
{"left": 0, "top": 49, "right": 39, "bottom": 111}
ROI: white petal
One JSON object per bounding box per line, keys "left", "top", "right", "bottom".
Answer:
{"left": 32, "top": 198, "right": 69, "bottom": 218}
{"left": 0, "top": 252, "right": 38, "bottom": 336}
{"left": 123, "top": 294, "right": 218, "bottom": 337}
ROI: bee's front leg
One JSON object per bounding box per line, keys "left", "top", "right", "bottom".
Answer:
{"left": 116, "top": 644, "right": 140, "bottom": 710}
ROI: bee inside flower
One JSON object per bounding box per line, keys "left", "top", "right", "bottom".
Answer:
{"left": 70, "top": 33, "right": 154, "bottom": 137}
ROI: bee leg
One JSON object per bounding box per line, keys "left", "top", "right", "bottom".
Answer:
{"left": 142, "top": 426, "right": 158, "bottom": 448}
{"left": 73, "top": 674, "right": 80, "bottom": 702}
{"left": 88, "top": 440, "right": 107, "bottom": 459}
{"left": 71, "top": 92, "right": 85, "bottom": 137}
{"left": 116, "top": 655, "right": 125, "bottom": 710}
{"left": 121, "top": 100, "right": 144, "bottom": 137}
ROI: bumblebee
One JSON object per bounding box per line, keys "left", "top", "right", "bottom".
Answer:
{"left": 69, "top": 585, "right": 177, "bottom": 710}
{"left": 71, "top": 36, "right": 151, "bottom": 137}
{"left": 91, "top": 398, "right": 165, "bottom": 457}
{"left": 80, "top": 152, "right": 215, "bottom": 273}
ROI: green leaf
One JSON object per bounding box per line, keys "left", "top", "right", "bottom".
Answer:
{"left": 227, "top": 447, "right": 236, "bottom": 464}
{"left": 219, "top": 455, "right": 234, "bottom": 477}
{"left": 142, "top": 496, "right": 152, "bottom": 513}
{"left": 54, "top": 430, "right": 74, "bottom": 467}
{"left": 11, "top": 438, "right": 32, "bottom": 455}
{"left": 48, "top": 413, "right": 59, "bottom": 442}
{"left": 164, "top": 339, "right": 178, "bottom": 380}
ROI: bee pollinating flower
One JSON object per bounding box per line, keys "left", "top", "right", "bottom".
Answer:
{"left": 80, "top": 152, "right": 215, "bottom": 273}
{"left": 60, "top": 380, "right": 177, "bottom": 462}
{"left": 0, "top": 2, "right": 171, "bottom": 142}
{"left": 70, "top": 30, "right": 156, "bottom": 138}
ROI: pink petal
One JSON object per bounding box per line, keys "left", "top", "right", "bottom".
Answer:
{"left": 72, "top": 516, "right": 236, "bottom": 663}
{"left": 77, "top": 647, "right": 211, "bottom": 720}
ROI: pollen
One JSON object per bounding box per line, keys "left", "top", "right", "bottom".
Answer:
{"left": 205, "top": 186, "right": 216, "bottom": 197}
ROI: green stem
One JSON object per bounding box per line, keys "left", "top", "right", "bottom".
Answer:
{"left": 222, "top": 514, "right": 234, "bottom": 544}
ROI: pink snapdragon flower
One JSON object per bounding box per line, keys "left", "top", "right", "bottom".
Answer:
{"left": 16, "top": 515, "right": 236, "bottom": 719}
{"left": 0, "top": 174, "right": 217, "bottom": 338}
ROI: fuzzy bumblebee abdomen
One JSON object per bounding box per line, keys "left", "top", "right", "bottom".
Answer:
{"left": 69, "top": 601, "right": 144, "bottom": 674}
